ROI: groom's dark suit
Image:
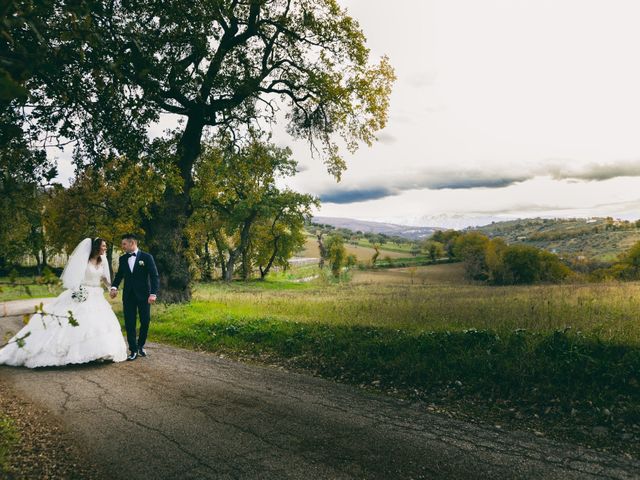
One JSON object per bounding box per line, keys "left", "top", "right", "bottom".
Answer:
{"left": 112, "top": 250, "right": 159, "bottom": 353}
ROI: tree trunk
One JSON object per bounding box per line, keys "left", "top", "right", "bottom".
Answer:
{"left": 143, "top": 115, "right": 204, "bottom": 303}
{"left": 241, "top": 245, "right": 251, "bottom": 280}
{"left": 202, "top": 238, "right": 213, "bottom": 281}
{"left": 223, "top": 215, "right": 256, "bottom": 282}
{"left": 259, "top": 236, "right": 280, "bottom": 279}
{"left": 106, "top": 245, "right": 114, "bottom": 281}
{"left": 224, "top": 252, "right": 237, "bottom": 282}
{"left": 239, "top": 215, "right": 256, "bottom": 281}
{"left": 212, "top": 231, "right": 227, "bottom": 280}
{"left": 317, "top": 232, "right": 327, "bottom": 269}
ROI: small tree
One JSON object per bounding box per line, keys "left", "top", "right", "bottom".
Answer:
{"left": 453, "top": 232, "right": 490, "bottom": 280}
{"left": 253, "top": 191, "right": 318, "bottom": 279}
{"left": 325, "top": 235, "right": 346, "bottom": 277}
{"left": 316, "top": 229, "right": 330, "bottom": 269}
{"left": 421, "top": 240, "right": 445, "bottom": 262}
{"left": 371, "top": 243, "right": 380, "bottom": 267}
{"left": 501, "top": 245, "right": 540, "bottom": 284}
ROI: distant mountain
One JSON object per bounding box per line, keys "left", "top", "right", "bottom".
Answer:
{"left": 311, "top": 216, "right": 438, "bottom": 240}
{"left": 371, "top": 213, "right": 519, "bottom": 230}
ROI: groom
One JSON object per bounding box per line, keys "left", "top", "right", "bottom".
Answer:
{"left": 110, "top": 233, "right": 159, "bottom": 361}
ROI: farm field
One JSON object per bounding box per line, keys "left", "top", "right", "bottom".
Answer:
{"left": 297, "top": 234, "right": 408, "bottom": 261}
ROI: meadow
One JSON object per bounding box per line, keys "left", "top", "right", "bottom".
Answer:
{"left": 0, "top": 277, "right": 62, "bottom": 302}
{"left": 297, "top": 235, "right": 409, "bottom": 261}
{"left": 175, "top": 265, "right": 640, "bottom": 342}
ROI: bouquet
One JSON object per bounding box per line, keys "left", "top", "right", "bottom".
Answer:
{"left": 71, "top": 285, "right": 88, "bottom": 303}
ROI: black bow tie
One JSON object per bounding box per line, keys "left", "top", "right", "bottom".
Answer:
{"left": 127, "top": 252, "right": 137, "bottom": 258}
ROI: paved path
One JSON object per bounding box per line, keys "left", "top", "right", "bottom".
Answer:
{"left": 0, "top": 297, "right": 55, "bottom": 317}
{"left": 1, "top": 306, "right": 639, "bottom": 479}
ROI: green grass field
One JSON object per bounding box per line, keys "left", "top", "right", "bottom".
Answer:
{"left": 0, "top": 277, "right": 62, "bottom": 302}
{"left": 298, "top": 235, "right": 408, "bottom": 261}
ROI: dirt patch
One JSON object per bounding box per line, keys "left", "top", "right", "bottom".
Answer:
{"left": 0, "top": 378, "right": 103, "bottom": 480}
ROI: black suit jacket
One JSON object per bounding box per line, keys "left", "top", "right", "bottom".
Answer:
{"left": 112, "top": 250, "right": 159, "bottom": 301}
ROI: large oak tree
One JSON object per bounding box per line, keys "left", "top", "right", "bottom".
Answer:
{"left": 24, "top": 0, "right": 395, "bottom": 301}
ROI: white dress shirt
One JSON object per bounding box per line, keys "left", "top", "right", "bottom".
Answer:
{"left": 128, "top": 249, "right": 139, "bottom": 272}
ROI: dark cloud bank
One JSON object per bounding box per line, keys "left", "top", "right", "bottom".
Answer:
{"left": 319, "top": 160, "right": 640, "bottom": 204}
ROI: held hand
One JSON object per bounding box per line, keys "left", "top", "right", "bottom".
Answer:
{"left": 109, "top": 290, "right": 118, "bottom": 299}
{"left": 148, "top": 295, "right": 156, "bottom": 304}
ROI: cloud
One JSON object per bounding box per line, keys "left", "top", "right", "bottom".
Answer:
{"left": 319, "top": 187, "right": 394, "bottom": 204}
{"left": 317, "top": 160, "right": 640, "bottom": 205}
{"left": 319, "top": 170, "right": 530, "bottom": 204}
{"left": 423, "top": 172, "right": 530, "bottom": 190}
{"left": 543, "top": 160, "right": 640, "bottom": 182}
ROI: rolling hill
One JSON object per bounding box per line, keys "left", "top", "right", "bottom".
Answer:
{"left": 471, "top": 217, "right": 640, "bottom": 261}
{"left": 311, "top": 216, "right": 437, "bottom": 240}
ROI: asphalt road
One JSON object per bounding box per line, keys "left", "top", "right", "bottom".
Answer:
{"left": 1, "top": 301, "right": 639, "bottom": 480}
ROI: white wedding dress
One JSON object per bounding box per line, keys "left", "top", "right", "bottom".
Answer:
{"left": 0, "top": 258, "right": 128, "bottom": 368}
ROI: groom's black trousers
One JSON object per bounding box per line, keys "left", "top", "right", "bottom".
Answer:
{"left": 123, "top": 294, "right": 150, "bottom": 352}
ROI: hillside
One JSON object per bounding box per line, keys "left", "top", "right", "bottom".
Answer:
{"left": 297, "top": 234, "right": 409, "bottom": 262}
{"left": 311, "top": 216, "right": 437, "bottom": 240}
{"left": 305, "top": 215, "right": 640, "bottom": 262}
{"left": 472, "top": 217, "right": 640, "bottom": 261}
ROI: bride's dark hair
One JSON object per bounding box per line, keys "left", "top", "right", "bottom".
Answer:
{"left": 90, "top": 238, "right": 105, "bottom": 264}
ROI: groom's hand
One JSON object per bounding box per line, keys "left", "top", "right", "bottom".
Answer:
{"left": 148, "top": 295, "right": 156, "bottom": 304}
{"left": 109, "top": 288, "right": 117, "bottom": 299}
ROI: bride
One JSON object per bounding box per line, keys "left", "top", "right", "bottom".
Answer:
{"left": 0, "top": 238, "right": 128, "bottom": 368}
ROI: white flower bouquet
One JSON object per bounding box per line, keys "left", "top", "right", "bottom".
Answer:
{"left": 71, "top": 285, "right": 88, "bottom": 303}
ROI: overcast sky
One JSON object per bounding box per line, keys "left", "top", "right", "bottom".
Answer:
{"left": 53, "top": 0, "right": 640, "bottom": 228}
{"left": 281, "top": 0, "right": 640, "bottom": 227}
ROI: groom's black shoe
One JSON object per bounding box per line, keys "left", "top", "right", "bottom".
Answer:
{"left": 138, "top": 347, "right": 147, "bottom": 357}
{"left": 127, "top": 351, "right": 138, "bottom": 361}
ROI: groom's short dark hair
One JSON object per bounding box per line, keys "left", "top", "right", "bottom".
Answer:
{"left": 122, "top": 233, "right": 138, "bottom": 241}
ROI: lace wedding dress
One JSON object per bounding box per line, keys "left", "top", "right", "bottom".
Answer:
{"left": 0, "top": 260, "right": 128, "bottom": 368}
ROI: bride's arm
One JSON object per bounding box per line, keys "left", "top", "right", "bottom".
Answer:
{"left": 101, "top": 255, "right": 112, "bottom": 288}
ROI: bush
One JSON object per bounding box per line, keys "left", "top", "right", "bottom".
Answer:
{"left": 453, "top": 232, "right": 571, "bottom": 284}
{"left": 588, "top": 241, "right": 640, "bottom": 281}
{"left": 325, "top": 235, "right": 346, "bottom": 278}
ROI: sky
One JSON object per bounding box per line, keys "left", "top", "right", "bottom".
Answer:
{"left": 281, "top": 0, "right": 640, "bottom": 227}
{"left": 53, "top": 0, "right": 640, "bottom": 228}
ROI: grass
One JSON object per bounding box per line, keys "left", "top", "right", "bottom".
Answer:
{"left": 0, "top": 277, "right": 62, "bottom": 302}
{"left": 184, "top": 276, "right": 640, "bottom": 342}
{"left": 351, "top": 262, "right": 468, "bottom": 285}
{"left": 298, "top": 235, "right": 408, "bottom": 261}
{"left": 0, "top": 415, "right": 18, "bottom": 475}
{"left": 356, "top": 238, "right": 415, "bottom": 254}
{"left": 135, "top": 265, "right": 640, "bottom": 455}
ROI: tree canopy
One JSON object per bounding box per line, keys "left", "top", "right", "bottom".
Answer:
{"left": 3, "top": 1, "right": 395, "bottom": 300}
